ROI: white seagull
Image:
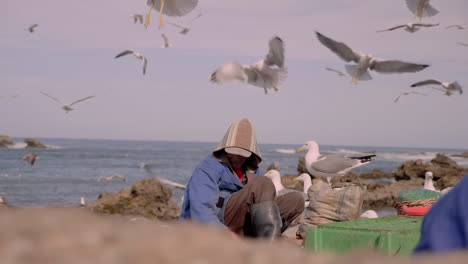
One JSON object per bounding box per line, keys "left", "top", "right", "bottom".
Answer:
{"left": 264, "top": 170, "right": 309, "bottom": 206}
{"left": 359, "top": 210, "right": 379, "bottom": 219}
{"left": 411, "top": 79, "right": 463, "bottom": 96}
{"left": 160, "top": 33, "right": 172, "bottom": 48}
{"left": 446, "top": 23, "right": 466, "bottom": 30}
{"left": 25, "top": 24, "right": 38, "bottom": 33}
{"left": 315, "top": 31, "right": 429, "bottom": 84}
{"left": 377, "top": 22, "right": 439, "bottom": 33}
{"left": 293, "top": 173, "right": 313, "bottom": 197}
{"left": 40, "top": 92, "right": 94, "bottom": 113}
{"left": 97, "top": 174, "right": 127, "bottom": 183}
{"left": 394, "top": 90, "right": 427, "bottom": 103}
{"left": 210, "top": 36, "right": 287, "bottom": 95}
{"left": 325, "top": 67, "right": 346, "bottom": 77}
{"left": 132, "top": 14, "right": 144, "bottom": 24}
{"left": 115, "top": 50, "right": 148, "bottom": 75}
{"left": 424, "top": 171, "right": 453, "bottom": 196}
{"left": 297, "top": 140, "right": 376, "bottom": 184}
{"left": 405, "top": 0, "right": 438, "bottom": 21}
{"left": 168, "top": 12, "right": 202, "bottom": 34}
{"left": 144, "top": 0, "right": 199, "bottom": 29}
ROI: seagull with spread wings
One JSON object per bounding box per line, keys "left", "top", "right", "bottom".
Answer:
{"left": 160, "top": 33, "right": 172, "bottom": 48}
{"left": 411, "top": 80, "right": 463, "bottom": 96}
{"left": 132, "top": 14, "right": 144, "bottom": 24}
{"left": 25, "top": 24, "right": 38, "bottom": 33}
{"left": 377, "top": 22, "right": 439, "bottom": 33}
{"left": 394, "top": 90, "right": 428, "bottom": 103}
{"left": 97, "top": 174, "right": 127, "bottom": 183}
{"left": 21, "top": 153, "right": 39, "bottom": 166}
{"left": 405, "top": 0, "right": 438, "bottom": 21}
{"left": 115, "top": 50, "right": 148, "bottom": 75}
{"left": 40, "top": 92, "right": 94, "bottom": 113}
{"left": 168, "top": 12, "right": 202, "bottom": 34}
{"left": 144, "top": 0, "right": 198, "bottom": 29}
{"left": 315, "top": 31, "right": 429, "bottom": 84}
{"left": 210, "top": 36, "right": 287, "bottom": 95}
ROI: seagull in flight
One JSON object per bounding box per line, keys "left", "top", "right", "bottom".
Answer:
{"left": 325, "top": 67, "right": 346, "bottom": 76}
{"left": 411, "top": 79, "right": 463, "bottom": 96}
{"left": 315, "top": 31, "right": 429, "bottom": 84}
{"left": 160, "top": 33, "right": 172, "bottom": 48}
{"left": 97, "top": 174, "right": 127, "bottom": 183}
{"left": 377, "top": 22, "right": 439, "bottom": 33}
{"left": 132, "top": 14, "right": 144, "bottom": 24}
{"left": 394, "top": 90, "right": 428, "bottom": 103}
{"left": 446, "top": 23, "right": 466, "bottom": 30}
{"left": 297, "top": 140, "right": 376, "bottom": 184}
{"left": 405, "top": 0, "right": 438, "bottom": 21}
{"left": 115, "top": 50, "right": 148, "bottom": 75}
{"left": 144, "top": 0, "right": 199, "bottom": 29}
{"left": 40, "top": 92, "right": 94, "bottom": 113}
{"left": 25, "top": 24, "right": 38, "bottom": 33}
{"left": 210, "top": 36, "right": 287, "bottom": 95}
{"left": 168, "top": 12, "right": 202, "bottom": 34}
{"left": 21, "top": 153, "right": 39, "bottom": 166}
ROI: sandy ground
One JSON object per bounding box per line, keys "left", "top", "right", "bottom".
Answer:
{"left": 1, "top": 207, "right": 467, "bottom": 264}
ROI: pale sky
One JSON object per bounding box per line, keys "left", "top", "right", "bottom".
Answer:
{"left": 1, "top": 0, "right": 467, "bottom": 149}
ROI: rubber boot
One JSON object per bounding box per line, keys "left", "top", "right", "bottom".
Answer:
{"left": 249, "top": 201, "right": 282, "bottom": 240}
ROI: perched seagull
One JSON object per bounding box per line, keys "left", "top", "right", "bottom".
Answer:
{"left": 446, "top": 23, "right": 466, "bottom": 30}
{"left": 411, "top": 79, "right": 463, "bottom": 96}
{"left": 132, "top": 14, "right": 144, "bottom": 24}
{"left": 394, "top": 90, "right": 427, "bottom": 103}
{"left": 297, "top": 140, "right": 376, "bottom": 184}
{"left": 359, "top": 210, "right": 379, "bottom": 219}
{"left": 325, "top": 67, "right": 346, "bottom": 76}
{"left": 25, "top": 24, "right": 38, "bottom": 33}
{"left": 264, "top": 170, "right": 309, "bottom": 206}
{"left": 40, "top": 92, "right": 94, "bottom": 113}
{"left": 457, "top": 42, "right": 468, "bottom": 47}
{"left": 168, "top": 12, "right": 202, "bottom": 34}
{"left": 210, "top": 36, "right": 287, "bottom": 95}
{"left": 405, "top": 0, "right": 438, "bottom": 21}
{"left": 423, "top": 171, "right": 436, "bottom": 191}
{"left": 115, "top": 50, "right": 148, "bottom": 75}
{"left": 80, "top": 197, "right": 86, "bottom": 207}
{"left": 376, "top": 22, "right": 439, "bottom": 33}
{"left": 21, "top": 153, "right": 39, "bottom": 166}
{"left": 315, "top": 31, "right": 429, "bottom": 84}
{"left": 144, "top": 0, "right": 199, "bottom": 29}
{"left": 294, "top": 173, "right": 313, "bottom": 196}
{"left": 97, "top": 174, "right": 127, "bottom": 183}
{"left": 160, "top": 33, "right": 172, "bottom": 48}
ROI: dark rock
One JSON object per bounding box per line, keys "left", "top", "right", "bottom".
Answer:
{"left": 0, "top": 135, "right": 14, "bottom": 148}
{"left": 88, "top": 177, "right": 181, "bottom": 220}
{"left": 452, "top": 152, "right": 468, "bottom": 158}
{"left": 24, "top": 138, "right": 47, "bottom": 149}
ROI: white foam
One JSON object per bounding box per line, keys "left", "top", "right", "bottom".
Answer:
{"left": 7, "top": 142, "right": 27, "bottom": 149}
{"left": 274, "top": 149, "right": 296, "bottom": 154}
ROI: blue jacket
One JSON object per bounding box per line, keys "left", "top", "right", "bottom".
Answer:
{"left": 413, "top": 175, "right": 468, "bottom": 253}
{"left": 179, "top": 154, "right": 262, "bottom": 229}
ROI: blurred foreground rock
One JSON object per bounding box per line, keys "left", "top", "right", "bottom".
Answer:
{"left": 88, "top": 177, "right": 181, "bottom": 220}
{"left": 24, "top": 138, "right": 47, "bottom": 149}
{"left": 1, "top": 208, "right": 468, "bottom": 264}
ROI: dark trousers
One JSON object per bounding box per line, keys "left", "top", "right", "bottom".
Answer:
{"left": 223, "top": 176, "right": 305, "bottom": 236}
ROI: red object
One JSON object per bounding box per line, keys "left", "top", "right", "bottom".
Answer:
{"left": 402, "top": 205, "right": 432, "bottom": 216}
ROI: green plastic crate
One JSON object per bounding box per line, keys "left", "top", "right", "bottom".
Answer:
{"left": 304, "top": 216, "right": 422, "bottom": 255}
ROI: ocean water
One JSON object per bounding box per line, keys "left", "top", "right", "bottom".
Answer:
{"left": 1, "top": 138, "right": 467, "bottom": 208}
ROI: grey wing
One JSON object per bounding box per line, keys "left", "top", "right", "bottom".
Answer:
{"left": 311, "top": 155, "right": 360, "bottom": 174}
{"left": 452, "top": 82, "right": 463, "bottom": 94}
{"left": 315, "top": 31, "right": 361, "bottom": 63}
{"left": 142, "top": 57, "right": 147, "bottom": 75}
{"left": 393, "top": 95, "right": 402, "bottom": 103}
{"left": 405, "top": 0, "right": 418, "bottom": 15}
{"left": 40, "top": 92, "right": 64, "bottom": 105}
{"left": 414, "top": 23, "right": 439, "bottom": 27}
{"left": 458, "top": 42, "right": 468, "bottom": 47}
{"left": 410, "top": 79, "right": 442, "bottom": 87}
{"left": 187, "top": 12, "right": 202, "bottom": 25}
{"left": 31, "top": 24, "right": 38, "bottom": 29}
{"left": 115, "top": 50, "right": 134, "bottom": 58}
{"left": 325, "top": 67, "right": 345, "bottom": 75}
{"left": 210, "top": 61, "right": 248, "bottom": 83}
{"left": 148, "top": 0, "right": 198, "bottom": 17}
{"left": 370, "top": 59, "right": 429, "bottom": 73}
{"left": 376, "top": 24, "right": 406, "bottom": 32}
{"left": 168, "top": 22, "right": 185, "bottom": 29}
{"left": 264, "top": 36, "right": 285, "bottom": 68}
{"left": 69, "top": 96, "right": 94, "bottom": 106}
